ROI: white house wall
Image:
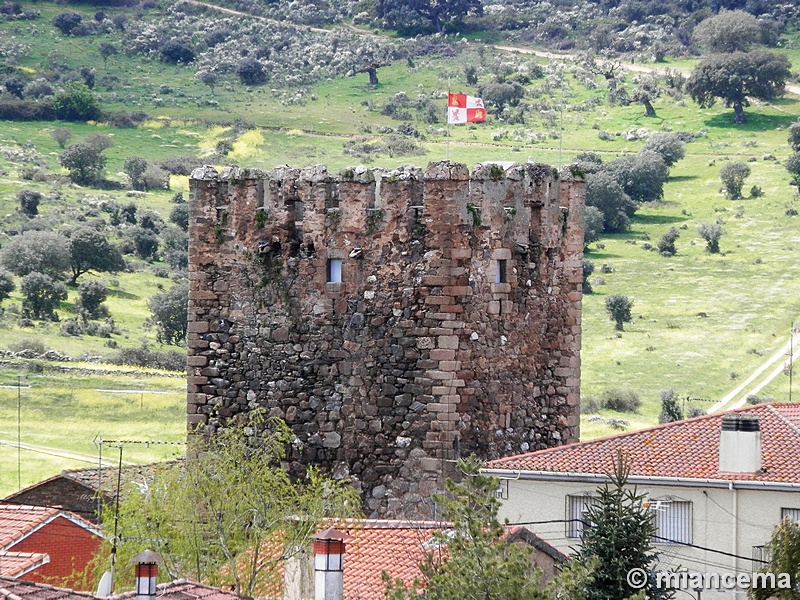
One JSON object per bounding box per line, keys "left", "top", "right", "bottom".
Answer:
{"left": 497, "top": 478, "right": 800, "bottom": 599}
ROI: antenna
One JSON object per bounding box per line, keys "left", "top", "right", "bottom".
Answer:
{"left": 109, "top": 443, "right": 124, "bottom": 595}
{"left": 790, "top": 321, "right": 795, "bottom": 403}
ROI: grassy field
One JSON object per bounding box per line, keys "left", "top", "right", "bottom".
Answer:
{"left": 0, "top": 365, "right": 185, "bottom": 496}
{"left": 0, "top": 2, "right": 799, "bottom": 487}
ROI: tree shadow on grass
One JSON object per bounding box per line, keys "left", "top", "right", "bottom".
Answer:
{"left": 632, "top": 213, "right": 687, "bottom": 226}
{"left": 669, "top": 175, "right": 698, "bottom": 183}
{"left": 106, "top": 288, "right": 138, "bottom": 300}
{"left": 704, "top": 111, "right": 798, "bottom": 132}
{"left": 584, "top": 248, "right": 622, "bottom": 259}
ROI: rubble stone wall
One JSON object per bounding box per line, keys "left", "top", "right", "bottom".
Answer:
{"left": 187, "top": 160, "right": 584, "bottom": 517}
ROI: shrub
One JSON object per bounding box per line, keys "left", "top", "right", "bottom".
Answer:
{"left": 59, "top": 142, "right": 106, "bottom": 184}
{"left": 789, "top": 119, "right": 800, "bottom": 152}
{"left": 642, "top": 132, "right": 686, "bottom": 167}
{"left": 0, "top": 270, "right": 15, "bottom": 305}
{"left": 4, "top": 77, "right": 24, "bottom": 98}
{"left": 697, "top": 223, "right": 725, "bottom": 253}
{"left": 8, "top": 337, "right": 46, "bottom": 354}
{"left": 141, "top": 164, "right": 170, "bottom": 190}
{"left": 600, "top": 388, "right": 641, "bottom": 413}
{"left": 0, "top": 99, "right": 56, "bottom": 121}
{"left": 80, "top": 66, "right": 95, "bottom": 89}
{"left": 52, "top": 11, "right": 82, "bottom": 35}
{"left": 236, "top": 58, "right": 268, "bottom": 85}
{"left": 582, "top": 259, "right": 594, "bottom": 294}
{"left": 169, "top": 203, "right": 189, "bottom": 231}
{"left": 52, "top": 83, "right": 101, "bottom": 121}
{"left": 657, "top": 227, "right": 680, "bottom": 257}
{"left": 124, "top": 156, "right": 148, "bottom": 190}
{"left": 75, "top": 279, "right": 108, "bottom": 320}
{"left": 160, "top": 40, "right": 195, "bottom": 64}
{"left": 606, "top": 150, "right": 669, "bottom": 202}
{"left": 583, "top": 206, "right": 604, "bottom": 246}
{"left": 24, "top": 79, "right": 54, "bottom": 99}
{"left": 17, "top": 189, "right": 42, "bottom": 217}
{"left": 126, "top": 227, "right": 159, "bottom": 260}
{"left": 59, "top": 317, "right": 83, "bottom": 336}
{"left": 585, "top": 172, "right": 635, "bottom": 233}
{"left": 464, "top": 64, "right": 478, "bottom": 85}
{"left": 786, "top": 152, "right": 800, "bottom": 186}
{"left": 20, "top": 272, "right": 68, "bottom": 320}
{"left": 159, "top": 156, "right": 200, "bottom": 176}
{"left": 84, "top": 132, "right": 112, "bottom": 151}
{"left": 658, "top": 388, "right": 683, "bottom": 423}
{"left": 720, "top": 162, "right": 751, "bottom": 199}
{"left": 581, "top": 396, "right": 602, "bottom": 414}
{"left": 51, "top": 127, "right": 72, "bottom": 149}
{"left": 605, "top": 294, "right": 633, "bottom": 331}
{"left": 148, "top": 282, "right": 189, "bottom": 346}
{"left": 111, "top": 344, "right": 186, "bottom": 371}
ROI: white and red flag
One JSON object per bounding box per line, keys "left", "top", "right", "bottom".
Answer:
{"left": 447, "top": 92, "right": 487, "bottom": 124}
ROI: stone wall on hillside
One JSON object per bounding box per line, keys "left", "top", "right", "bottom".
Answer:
{"left": 187, "top": 160, "right": 584, "bottom": 517}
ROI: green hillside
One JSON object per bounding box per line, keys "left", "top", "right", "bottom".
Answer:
{"left": 0, "top": 0, "right": 799, "bottom": 491}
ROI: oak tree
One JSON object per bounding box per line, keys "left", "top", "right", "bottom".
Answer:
{"left": 687, "top": 50, "right": 791, "bottom": 124}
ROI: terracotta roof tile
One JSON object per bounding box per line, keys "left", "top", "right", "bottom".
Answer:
{"left": 485, "top": 403, "right": 800, "bottom": 482}
{"left": 110, "top": 580, "right": 245, "bottom": 600}
{"left": 336, "top": 520, "right": 446, "bottom": 600}
{"left": 0, "top": 505, "right": 100, "bottom": 551}
{"left": 0, "top": 577, "right": 247, "bottom": 600}
{"left": 0, "top": 553, "right": 50, "bottom": 578}
{"left": 0, "top": 576, "right": 94, "bottom": 600}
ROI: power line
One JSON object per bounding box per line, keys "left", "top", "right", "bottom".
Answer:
{"left": 509, "top": 519, "right": 768, "bottom": 565}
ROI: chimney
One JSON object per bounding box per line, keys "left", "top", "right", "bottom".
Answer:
{"left": 311, "top": 527, "right": 350, "bottom": 600}
{"left": 131, "top": 550, "right": 163, "bottom": 600}
{"left": 719, "top": 413, "right": 761, "bottom": 473}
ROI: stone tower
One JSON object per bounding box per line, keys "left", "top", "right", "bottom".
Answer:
{"left": 187, "top": 160, "right": 584, "bottom": 517}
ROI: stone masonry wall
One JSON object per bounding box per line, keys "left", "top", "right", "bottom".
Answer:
{"left": 187, "top": 160, "right": 584, "bottom": 517}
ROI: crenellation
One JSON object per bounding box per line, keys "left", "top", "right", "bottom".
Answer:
{"left": 187, "top": 160, "right": 584, "bottom": 518}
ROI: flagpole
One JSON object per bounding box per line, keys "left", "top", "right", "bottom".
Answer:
{"left": 446, "top": 79, "right": 451, "bottom": 161}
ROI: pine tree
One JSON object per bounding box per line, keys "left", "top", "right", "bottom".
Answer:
{"left": 574, "top": 453, "right": 659, "bottom": 600}
{"left": 384, "top": 456, "right": 549, "bottom": 600}
{"left": 751, "top": 517, "right": 800, "bottom": 600}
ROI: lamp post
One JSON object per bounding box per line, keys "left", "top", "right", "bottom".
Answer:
{"left": 311, "top": 527, "right": 351, "bottom": 600}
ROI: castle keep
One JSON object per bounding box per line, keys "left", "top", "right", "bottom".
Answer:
{"left": 187, "top": 160, "right": 584, "bottom": 517}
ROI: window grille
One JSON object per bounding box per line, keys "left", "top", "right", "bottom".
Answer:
{"left": 752, "top": 545, "right": 771, "bottom": 573}
{"left": 781, "top": 507, "right": 800, "bottom": 522}
{"left": 566, "top": 495, "right": 596, "bottom": 538}
{"left": 653, "top": 500, "right": 692, "bottom": 545}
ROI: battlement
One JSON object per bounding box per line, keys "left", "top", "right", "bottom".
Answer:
{"left": 187, "top": 160, "right": 584, "bottom": 517}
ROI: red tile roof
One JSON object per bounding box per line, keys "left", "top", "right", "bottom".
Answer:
{"left": 336, "top": 520, "right": 446, "bottom": 600}
{"left": 484, "top": 403, "right": 800, "bottom": 483}
{"left": 0, "top": 577, "right": 247, "bottom": 600}
{"left": 0, "top": 576, "right": 95, "bottom": 600}
{"left": 0, "top": 553, "right": 50, "bottom": 578}
{"left": 0, "top": 506, "right": 100, "bottom": 550}
{"left": 109, "top": 579, "right": 245, "bottom": 600}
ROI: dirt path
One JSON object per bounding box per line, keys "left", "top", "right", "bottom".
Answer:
{"left": 708, "top": 329, "right": 800, "bottom": 413}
